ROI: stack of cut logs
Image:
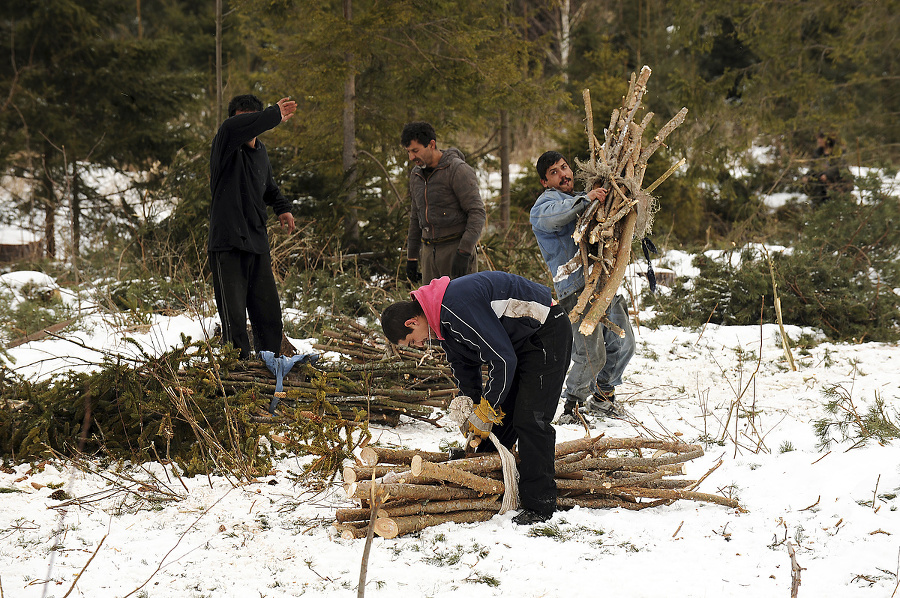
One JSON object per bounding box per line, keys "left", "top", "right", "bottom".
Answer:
{"left": 334, "top": 435, "right": 741, "bottom": 539}
{"left": 563, "top": 66, "right": 688, "bottom": 337}
{"left": 225, "top": 318, "right": 458, "bottom": 425}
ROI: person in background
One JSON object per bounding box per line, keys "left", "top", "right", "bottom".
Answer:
{"left": 530, "top": 151, "right": 635, "bottom": 425}
{"left": 401, "top": 121, "right": 485, "bottom": 284}
{"left": 381, "top": 271, "right": 572, "bottom": 525}
{"left": 208, "top": 94, "right": 296, "bottom": 359}
{"left": 803, "top": 133, "right": 854, "bottom": 205}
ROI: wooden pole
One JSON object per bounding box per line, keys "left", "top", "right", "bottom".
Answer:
{"left": 347, "top": 481, "right": 482, "bottom": 502}
{"left": 374, "top": 511, "right": 496, "bottom": 539}
{"left": 410, "top": 456, "right": 504, "bottom": 495}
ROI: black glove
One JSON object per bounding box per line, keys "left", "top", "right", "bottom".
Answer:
{"left": 406, "top": 259, "right": 421, "bottom": 283}
{"left": 451, "top": 251, "right": 471, "bottom": 279}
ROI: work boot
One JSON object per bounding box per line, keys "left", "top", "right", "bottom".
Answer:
{"left": 556, "top": 399, "right": 583, "bottom": 426}
{"left": 585, "top": 390, "right": 627, "bottom": 418}
{"left": 512, "top": 509, "right": 553, "bottom": 526}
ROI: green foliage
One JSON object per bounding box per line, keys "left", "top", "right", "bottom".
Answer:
{"left": 467, "top": 572, "right": 501, "bottom": 587}
{"left": 814, "top": 386, "right": 900, "bottom": 450}
{"left": 647, "top": 175, "right": 900, "bottom": 341}
{"left": 0, "top": 0, "right": 213, "bottom": 264}
{"left": 778, "top": 441, "right": 795, "bottom": 454}
{"left": 479, "top": 211, "right": 553, "bottom": 285}
{"left": 3, "top": 0, "right": 898, "bottom": 270}
{"left": 0, "top": 338, "right": 369, "bottom": 480}
{"left": 661, "top": 0, "right": 900, "bottom": 166}
{"left": 99, "top": 276, "right": 208, "bottom": 317}
{"left": 423, "top": 544, "right": 467, "bottom": 567}
{"left": 0, "top": 283, "right": 73, "bottom": 346}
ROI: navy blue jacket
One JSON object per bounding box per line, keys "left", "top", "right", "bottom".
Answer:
{"left": 208, "top": 106, "right": 292, "bottom": 253}
{"left": 433, "top": 272, "right": 554, "bottom": 409}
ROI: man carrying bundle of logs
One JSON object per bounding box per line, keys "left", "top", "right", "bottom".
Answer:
{"left": 380, "top": 271, "right": 572, "bottom": 525}
{"left": 530, "top": 151, "right": 635, "bottom": 425}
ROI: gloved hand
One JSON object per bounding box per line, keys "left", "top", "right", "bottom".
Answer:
{"left": 405, "top": 259, "right": 421, "bottom": 283}
{"left": 465, "top": 397, "right": 504, "bottom": 440}
{"left": 451, "top": 250, "right": 471, "bottom": 279}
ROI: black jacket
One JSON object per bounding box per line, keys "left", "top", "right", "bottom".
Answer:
{"left": 208, "top": 106, "right": 291, "bottom": 253}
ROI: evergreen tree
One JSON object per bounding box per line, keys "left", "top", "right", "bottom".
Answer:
{"left": 0, "top": 0, "right": 203, "bottom": 262}
{"left": 226, "top": 0, "right": 562, "bottom": 254}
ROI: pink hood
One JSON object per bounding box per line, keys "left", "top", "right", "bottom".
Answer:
{"left": 410, "top": 276, "right": 450, "bottom": 340}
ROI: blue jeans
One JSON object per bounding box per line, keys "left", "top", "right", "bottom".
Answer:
{"left": 558, "top": 292, "right": 635, "bottom": 402}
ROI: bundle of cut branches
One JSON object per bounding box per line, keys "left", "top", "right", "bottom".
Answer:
{"left": 563, "top": 66, "right": 687, "bottom": 336}
{"left": 224, "top": 318, "right": 458, "bottom": 426}
{"left": 334, "top": 435, "right": 741, "bottom": 539}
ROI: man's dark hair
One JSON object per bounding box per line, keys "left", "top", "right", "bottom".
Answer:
{"left": 401, "top": 122, "right": 437, "bottom": 148}
{"left": 536, "top": 150, "right": 567, "bottom": 181}
{"left": 381, "top": 300, "right": 425, "bottom": 344}
{"left": 228, "top": 94, "right": 264, "bottom": 118}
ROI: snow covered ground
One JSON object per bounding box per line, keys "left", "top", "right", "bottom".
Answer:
{"left": 2, "top": 266, "right": 899, "bottom": 598}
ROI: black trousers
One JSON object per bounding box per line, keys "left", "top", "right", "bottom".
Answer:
{"left": 209, "top": 249, "right": 283, "bottom": 359}
{"left": 482, "top": 304, "right": 573, "bottom": 515}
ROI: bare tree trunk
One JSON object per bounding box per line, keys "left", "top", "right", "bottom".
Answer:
{"left": 71, "top": 163, "right": 80, "bottom": 264}
{"left": 215, "top": 0, "right": 223, "bottom": 124}
{"left": 498, "top": 3, "right": 510, "bottom": 230}
{"left": 41, "top": 143, "right": 56, "bottom": 259}
{"left": 342, "top": 0, "right": 359, "bottom": 248}
{"left": 558, "top": 0, "right": 572, "bottom": 84}
{"left": 499, "top": 110, "right": 510, "bottom": 230}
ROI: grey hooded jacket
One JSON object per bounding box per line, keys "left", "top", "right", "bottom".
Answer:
{"left": 407, "top": 147, "right": 485, "bottom": 258}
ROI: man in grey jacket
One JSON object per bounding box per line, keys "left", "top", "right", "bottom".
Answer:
{"left": 402, "top": 122, "right": 486, "bottom": 284}
{"left": 530, "top": 151, "right": 635, "bottom": 424}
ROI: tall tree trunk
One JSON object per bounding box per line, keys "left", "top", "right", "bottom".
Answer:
{"left": 71, "top": 163, "right": 81, "bottom": 263}
{"left": 342, "top": 0, "right": 359, "bottom": 247}
{"left": 498, "top": 2, "right": 510, "bottom": 230}
{"left": 41, "top": 143, "right": 56, "bottom": 259}
{"left": 499, "top": 110, "right": 510, "bottom": 229}
{"left": 215, "top": 0, "right": 223, "bottom": 124}
{"left": 558, "top": 0, "right": 572, "bottom": 84}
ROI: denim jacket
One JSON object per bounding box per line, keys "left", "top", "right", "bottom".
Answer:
{"left": 530, "top": 188, "right": 588, "bottom": 300}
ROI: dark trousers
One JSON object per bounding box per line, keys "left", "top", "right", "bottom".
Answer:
{"left": 209, "top": 249, "right": 283, "bottom": 359}
{"left": 420, "top": 240, "right": 477, "bottom": 284}
{"left": 483, "top": 304, "right": 573, "bottom": 515}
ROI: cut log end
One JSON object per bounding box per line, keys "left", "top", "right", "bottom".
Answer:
{"left": 374, "top": 517, "right": 400, "bottom": 539}
{"left": 410, "top": 455, "right": 424, "bottom": 477}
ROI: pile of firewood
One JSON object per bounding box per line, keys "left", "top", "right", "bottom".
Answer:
{"left": 562, "top": 66, "right": 688, "bottom": 337}
{"left": 333, "top": 435, "right": 741, "bottom": 539}
{"left": 224, "top": 318, "right": 458, "bottom": 426}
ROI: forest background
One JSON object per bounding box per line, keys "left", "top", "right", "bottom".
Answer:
{"left": 1, "top": 0, "right": 899, "bottom": 346}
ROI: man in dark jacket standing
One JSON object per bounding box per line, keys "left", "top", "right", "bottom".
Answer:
{"left": 380, "top": 271, "right": 573, "bottom": 525}
{"left": 208, "top": 94, "right": 296, "bottom": 359}
{"left": 401, "top": 122, "right": 486, "bottom": 284}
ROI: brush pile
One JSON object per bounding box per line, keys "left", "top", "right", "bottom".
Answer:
{"left": 298, "top": 317, "right": 458, "bottom": 425}
{"left": 230, "top": 317, "right": 458, "bottom": 426}
{"left": 333, "top": 435, "right": 741, "bottom": 539}
{"left": 563, "top": 66, "right": 687, "bottom": 336}
{"left": 0, "top": 319, "right": 458, "bottom": 473}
